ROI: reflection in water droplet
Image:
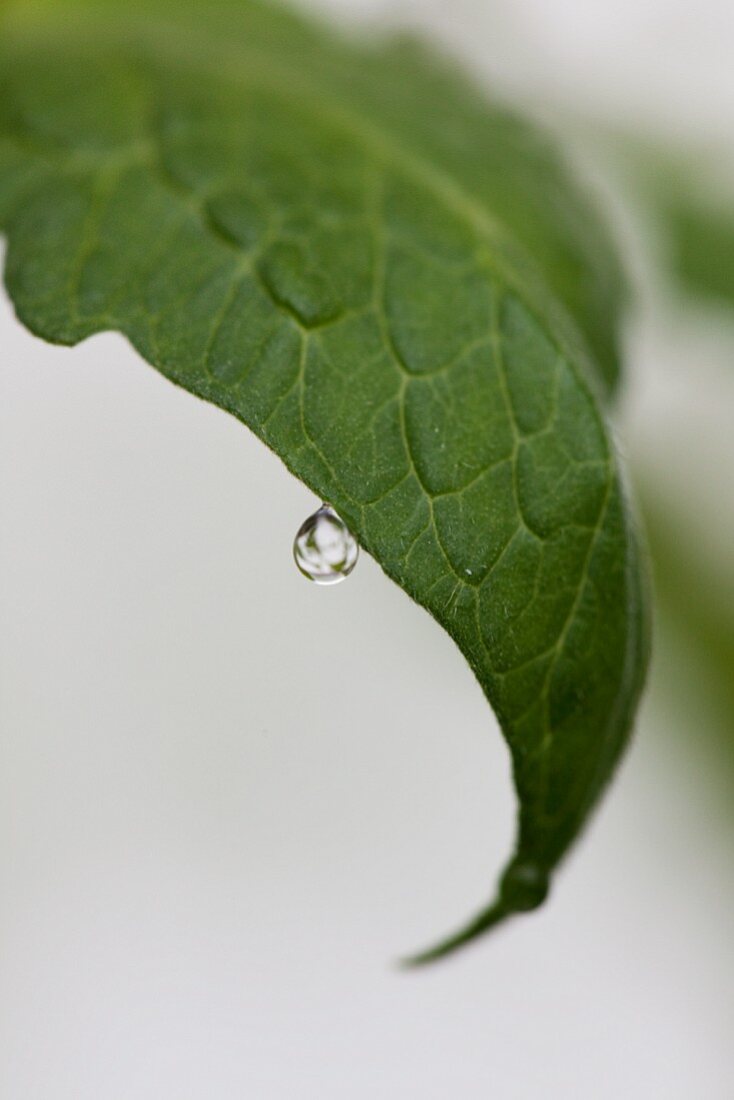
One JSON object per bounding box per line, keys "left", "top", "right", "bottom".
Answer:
{"left": 293, "top": 504, "right": 359, "bottom": 585}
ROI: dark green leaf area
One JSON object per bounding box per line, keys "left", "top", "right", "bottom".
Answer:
{"left": 0, "top": 5, "right": 649, "bottom": 960}
{"left": 614, "top": 139, "right": 734, "bottom": 312}
{"left": 666, "top": 196, "right": 734, "bottom": 309}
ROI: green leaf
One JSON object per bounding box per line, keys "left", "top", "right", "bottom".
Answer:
{"left": 658, "top": 180, "right": 734, "bottom": 310}
{"left": 608, "top": 137, "right": 734, "bottom": 311}
{"left": 639, "top": 478, "right": 734, "bottom": 781}
{"left": 0, "top": 0, "right": 650, "bottom": 961}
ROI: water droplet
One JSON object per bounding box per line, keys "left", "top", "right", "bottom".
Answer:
{"left": 500, "top": 859, "right": 549, "bottom": 912}
{"left": 293, "top": 504, "right": 358, "bottom": 585}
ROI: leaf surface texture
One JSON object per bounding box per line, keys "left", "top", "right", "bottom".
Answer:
{"left": 0, "top": 0, "right": 650, "bottom": 959}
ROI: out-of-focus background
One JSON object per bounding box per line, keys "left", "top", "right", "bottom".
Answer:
{"left": 1, "top": 0, "right": 733, "bottom": 1096}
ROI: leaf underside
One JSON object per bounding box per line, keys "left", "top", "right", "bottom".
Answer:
{"left": 0, "top": 0, "right": 650, "bottom": 961}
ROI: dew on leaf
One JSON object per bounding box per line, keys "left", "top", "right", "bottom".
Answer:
{"left": 500, "top": 859, "right": 549, "bottom": 912}
{"left": 293, "top": 503, "right": 358, "bottom": 585}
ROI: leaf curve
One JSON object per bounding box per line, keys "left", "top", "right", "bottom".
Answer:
{"left": 0, "top": 0, "right": 650, "bottom": 960}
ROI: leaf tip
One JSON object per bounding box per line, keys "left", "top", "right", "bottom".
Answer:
{"left": 397, "top": 858, "right": 551, "bottom": 968}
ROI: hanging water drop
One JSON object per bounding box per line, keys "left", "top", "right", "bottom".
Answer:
{"left": 293, "top": 503, "right": 359, "bottom": 585}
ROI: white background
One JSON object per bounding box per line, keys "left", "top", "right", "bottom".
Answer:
{"left": 2, "top": 0, "right": 734, "bottom": 1096}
